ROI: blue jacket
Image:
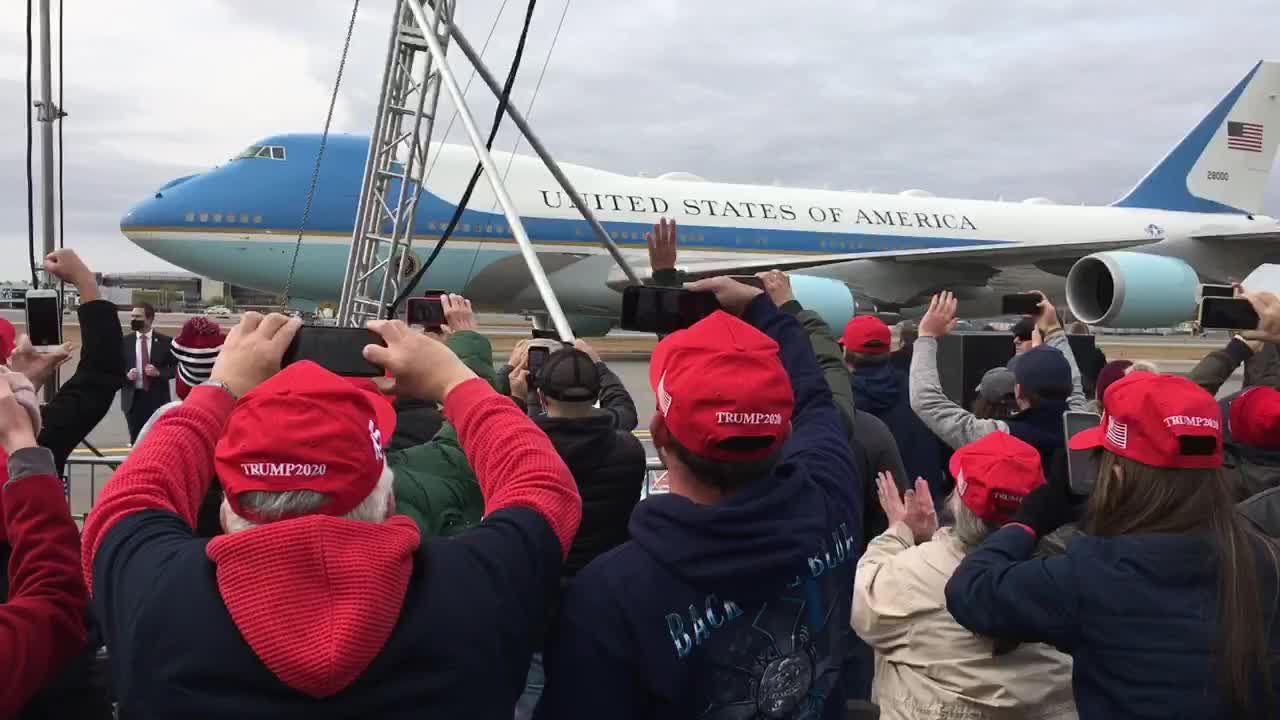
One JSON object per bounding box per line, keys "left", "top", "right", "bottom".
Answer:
{"left": 945, "top": 526, "right": 1280, "bottom": 720}
{"left": 851, "top": 363, "right": 946, "bottom": 497}
{"left": 540, "top": 297, "right": 862, "bottom": 720}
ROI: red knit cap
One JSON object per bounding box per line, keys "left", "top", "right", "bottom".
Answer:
{"left": 173, "top": 317, "right": 227, "bottom": 400}
{"left": 0, "top": 318, "right": 14, "bottom": 364}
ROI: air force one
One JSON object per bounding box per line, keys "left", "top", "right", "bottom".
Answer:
{"left": 121, "top": 61, "right": 1280, "bottom": 334}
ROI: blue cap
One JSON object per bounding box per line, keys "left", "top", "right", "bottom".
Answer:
{"left": 1012, "top": 346, "right": 1072, "bottom": 394}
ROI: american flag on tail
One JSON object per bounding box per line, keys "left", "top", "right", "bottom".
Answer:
{"left": 1227, "top": 121, "right": 1264, "bottom": 152}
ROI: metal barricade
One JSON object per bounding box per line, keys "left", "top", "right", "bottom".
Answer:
{"left": 62, "top": 455, "right": 127, "bottom": 522}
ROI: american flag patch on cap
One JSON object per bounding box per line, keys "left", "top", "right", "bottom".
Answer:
{"left": 1106, "top": 416, "right": 1129, "bottom": 449}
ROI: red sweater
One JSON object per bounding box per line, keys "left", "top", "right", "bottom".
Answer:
{"left": 0, "top": 448, "right": 88, "bottom": 718}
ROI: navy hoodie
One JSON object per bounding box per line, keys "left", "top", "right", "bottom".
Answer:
{"left": 540, "top": 297, "right": 861, "bottom": 720}
{"left": 851, "top": 363, "right": 946, "bottom": 496}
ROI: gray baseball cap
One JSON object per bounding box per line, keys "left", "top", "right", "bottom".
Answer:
{"left": 976, "top": 367, "right": 1017, "bottom": 403}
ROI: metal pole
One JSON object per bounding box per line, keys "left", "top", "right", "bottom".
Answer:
{"left": 35, "top": 0, "right": 60, "bottom": 402}
{"left": 448, "top": 24, "right": 641, "bottom": 285}
{"left": 404, "top": 0, "right": 576, "bottom": 342}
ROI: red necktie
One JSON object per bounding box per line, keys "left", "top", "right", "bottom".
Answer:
{"left": 141, "top": 336, "right": 151, "bottom": 391}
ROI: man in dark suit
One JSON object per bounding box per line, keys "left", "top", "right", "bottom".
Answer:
{"left": 121, "top": 302, "right": 177, "bottom": 443}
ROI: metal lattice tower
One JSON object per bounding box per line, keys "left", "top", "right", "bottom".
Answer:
{"left": 337, "top": 0, "right": 455, "bottom": 327}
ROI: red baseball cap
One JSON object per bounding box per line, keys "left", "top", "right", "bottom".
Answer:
{"left": 0, "top": 318, "right": 14, "bottom": 364}
{"left": 949, "top": 432, "right": 1045, "bottom": 525}
{"left": 1069, "top": 372, "right": 1222, "bottom": 469}
{"left": 650, "top": 310, "right": 793, "bottom": 462}
{"left": 841, "top": 316, "right": 891, "bottom": 354}
{"left": 215, "top": 361, "right": 398, "bottom": 522}
{"left": 1229, "top": 387, "right": 1280, "bottom": 451}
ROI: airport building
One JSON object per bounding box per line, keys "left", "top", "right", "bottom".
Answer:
{"left": 97, "top": 272, "right": 278, "bottom": 311}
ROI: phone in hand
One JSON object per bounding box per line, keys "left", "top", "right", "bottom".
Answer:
{"left": 1199, "top": 284, "right": 1235, "bottom": 300}
{"left": 620, "top": 285, "right": 722, "bottom": 334}
{"left": 1198, "top": 297, "right": 1259, "bottom": 330}
{"left": 1063, "top": 411, "right": 1102, "bottom": 496}
{"left": 282, "top": 326, "right": 386, "bottom": 378}
{"left": 24, "top": 289, "right": 61, "bottom": 351}
{"left": 406, "top": 291, "right": 447, "bottom": 331}
{"left": 531, "top": 327, "right": 561, "bottom": 341}
{"left": 526, "top": 345, "right": 550, "bottom": 390}
{"left": 728, "top": 275, "right": 766, "bottom": 291}
{"left": 1001, "top": 293, "right": 1043, "bottom": 316}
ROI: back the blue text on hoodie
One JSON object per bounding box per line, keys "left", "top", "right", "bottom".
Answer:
{"left": 540, "top": 298, "right": 862, "bottom": 720}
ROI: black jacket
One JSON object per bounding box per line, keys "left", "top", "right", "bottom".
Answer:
{"left": 388, "top": 398, "right": 444, "bottom": 452}
{"left": 3, "top": 298, "right": 123, "bottom": 719}
{"left": 120, "top": 330, "right": 176, "bottom": 412}
{"left": 536, "top": 412, "right": 646, "bottom": 577}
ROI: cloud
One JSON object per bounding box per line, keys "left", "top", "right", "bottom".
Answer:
{"left": 0, "top": 0, "right": 1277, "bottom": 279}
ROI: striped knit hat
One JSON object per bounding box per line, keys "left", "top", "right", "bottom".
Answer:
{"left": 173, "top": 317, "right": 227, "bottom": 400}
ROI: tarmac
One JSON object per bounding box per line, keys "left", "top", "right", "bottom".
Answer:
{"left": 3, "top": 310, "right": 1245, "bottom": 520}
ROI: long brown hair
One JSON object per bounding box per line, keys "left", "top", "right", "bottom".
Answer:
{"left": 1087, "top": 451, "right": 1280, "bottom": 717}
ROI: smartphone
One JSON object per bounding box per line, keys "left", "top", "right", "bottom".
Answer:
{"left": 283, "top": 326, "right": 386, "bottom": 377}
{"left": 24, "top": 289, "right": 61, "bottom": 351}
{"left": 1199, "top": 284, "right": 1235, "bottom": 299}
{"left": 406, "top": 291, "right": 446, "bottom": 331}
{"left": 527, "top": 345, "right": 550, "bottom": 390}
{"left": 1063, "top": 411, "right": 1102, "bottom": 496}
{"left": 531, "top": 327, "right": 561, "bottom": 341}
{"left": 1199, "top": 297, "right": 1260, "bottom": 330}
{"left": 619, "top": 285, "right": 722, "bottom": 334}
{"left": 728, "top": 275, "right": 766, "bottom": 291}
{"left": 1001, "top": 293, "right": 1043, "bottom": 316}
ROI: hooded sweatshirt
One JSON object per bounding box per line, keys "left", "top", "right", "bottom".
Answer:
{"left": 82, "top": 380, "right": 581, "bottom": 719}
{"left": 852, "top": 361, "right": 947, "bottom": 498}
{"left": 540, "top": 297, "right": 861, "bottom": 720}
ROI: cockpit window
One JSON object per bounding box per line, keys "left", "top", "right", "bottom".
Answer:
{"left": 237, "top": 145, "right": 287, "bottom": 161}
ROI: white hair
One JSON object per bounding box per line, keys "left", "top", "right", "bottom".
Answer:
{"left": 1128, "top": 360, "right": 1160, "bottom": 374}
{"left": 221, "top": 463, "right": 395, "bottom": 534}
{"left": 949, "top": 485, "right": 995, "bottom": 551}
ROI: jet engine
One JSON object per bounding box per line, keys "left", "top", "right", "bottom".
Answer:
{"left": 789, "top": 274, "right": 858, "bottom": 332}
{"left": 1065, "top": 251, "right": 1200, "bottom": 328}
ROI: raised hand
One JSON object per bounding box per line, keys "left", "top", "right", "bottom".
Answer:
{"left": 1034, "top": 291, "right": 1063, "bottom": 335}
{"left": 364, "top": 319, "right": 476, "bottom": 403}
{"left": 209, "top": 312, "right": 303, "bottom": 398}
{"left": 6, "top": 335, "right": 73, "bottom": 392}
{"left": 509, "top": 366, "right": 530, "bottom": 400}
{"left": 646, "top": 217, "right": 678, "bottom": 272}
{"left": 919, "top": 292, "right": 959, "bottom": 338}
{"left": 508, "top": 339, "right": 530, "bottom": 370}
{"left": 758, "top": 270, "right": 796, "bottom": 307}
{"left": 0, "top": 374, "right": 38, "bottom": 453}
{"left": 440, "top": 294, "right": 477, "bottom": 335}
{"left": 574, "top": 339, "right": 602, "bottom": 364}
{"left": 876, "top": 471, "right": 938, "bottom": 544}
{"left": 1244, "top": 292, "right": 1280, "bottom": 344}
{"left": 684, "top": 276, "right": 764, "bottom": 317}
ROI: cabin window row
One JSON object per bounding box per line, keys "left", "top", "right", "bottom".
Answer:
{"left": 184, "top": 212, "right": 264, "bottom": 225}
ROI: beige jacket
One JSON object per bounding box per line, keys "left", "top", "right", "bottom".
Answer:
{"left": 852, "top": 525, "right": 1078, "bottom": 720}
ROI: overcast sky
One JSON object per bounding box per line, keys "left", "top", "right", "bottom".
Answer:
{"left": 1, "top": 0, "right": 1277, "bottom": 280}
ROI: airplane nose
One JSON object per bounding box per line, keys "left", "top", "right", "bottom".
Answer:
{"left": 121, "top": 174, "right": 196, "bottom": 248}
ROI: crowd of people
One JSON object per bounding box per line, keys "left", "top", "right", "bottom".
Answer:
{"left": 3, "top": 221, "right": 1280, "bottom": 719}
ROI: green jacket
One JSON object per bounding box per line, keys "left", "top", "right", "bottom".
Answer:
{"left": 386, "top": 330, "right": 495, "bottom": 537}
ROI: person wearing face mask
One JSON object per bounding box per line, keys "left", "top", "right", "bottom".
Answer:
{"left": 120, "top": 303, "right": 177, "bottom": 444}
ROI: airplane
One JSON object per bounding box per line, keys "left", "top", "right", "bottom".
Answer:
{"left": 120, "top": 60, "right": 1280, "bottom": 336}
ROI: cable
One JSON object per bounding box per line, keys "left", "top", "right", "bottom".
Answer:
{"left": 26, "top": 0, "right": 37, "bottom": 287}
{"left": 388, "top": 0, "right": 538, "bottom": 317}
{"left": 421, "top": 0, "right": 511, "bottom": 186}
{"left": 497, "top": 0, "right": 571, "bottom": 190}
{"left": 57, "top": 0, "right": 64, "bottom": 252}
{"left": 281, "top": 0, "right": 361, "bottom": 306}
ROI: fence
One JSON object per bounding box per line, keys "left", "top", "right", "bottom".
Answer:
{"left": 63, "top": 454, "right": 669, "bottom": 521}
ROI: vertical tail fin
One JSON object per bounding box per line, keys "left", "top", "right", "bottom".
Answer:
{"left": 1115, "top": 60, "right": 1280, "bottom": 214}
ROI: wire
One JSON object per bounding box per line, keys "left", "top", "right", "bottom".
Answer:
{"left": 388, "top": 0, "right": 539, "bottom": 317}
{"left": 57, "top": 0, "right": 64, "bottom": 252}
{"left": 281, "top": 0, "right": 361, "bottom": 306}
{"left": 421, "top": 0, "right": 511, "bottom": 186}
{"left": 26, "top": 0, "right": 37, "bottom": 287}
{"left": 497, "top": 0, "right": 571, "bottom": 190}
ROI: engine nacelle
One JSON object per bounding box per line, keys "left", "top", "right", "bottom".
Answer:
{"left": 1066, "top": 251, "right": 1200, "bottom": 328}
{"left": 789, "top": 274, "right": 858, "bottom": 333}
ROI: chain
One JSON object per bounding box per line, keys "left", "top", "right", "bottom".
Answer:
{"left": 282, "top": 0, "right": 362, "bottom": 306}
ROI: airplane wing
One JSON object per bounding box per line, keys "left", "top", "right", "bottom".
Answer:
{"left": 1190, "top": 228, "right": 1280, "bottom": 243}
{"left": 604, "top": 236, "right": 1157, "bottom": 288}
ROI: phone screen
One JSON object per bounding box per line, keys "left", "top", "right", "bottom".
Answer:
{"left": 527, "top": 346, "right": 549, "bottom": 389}
{"left": 1063, "top": 411, "right": 1102, "bottom": 496}
{"left": 1199, "top": 297, "right": 1259, "bottom": 330}
{"left": 1199, "top": 284, "right": 1235, "bottom": 299}
{"left": 728, "top": 275, "right": 766, "bottom": 291}
{"left": 283, "top": 326, "right": 386, "bottom": 377}
{"left": 25, "top": 293, "right": 61, "bottom": 347}
{"left": 620, "top": 286, "right": 722, "bottom": 334}
{"left": 406, "top": 292, "right": 446, "bottom": 329}
{"left": 1001, "top": 293, "right": 1043, "bottom": 316}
